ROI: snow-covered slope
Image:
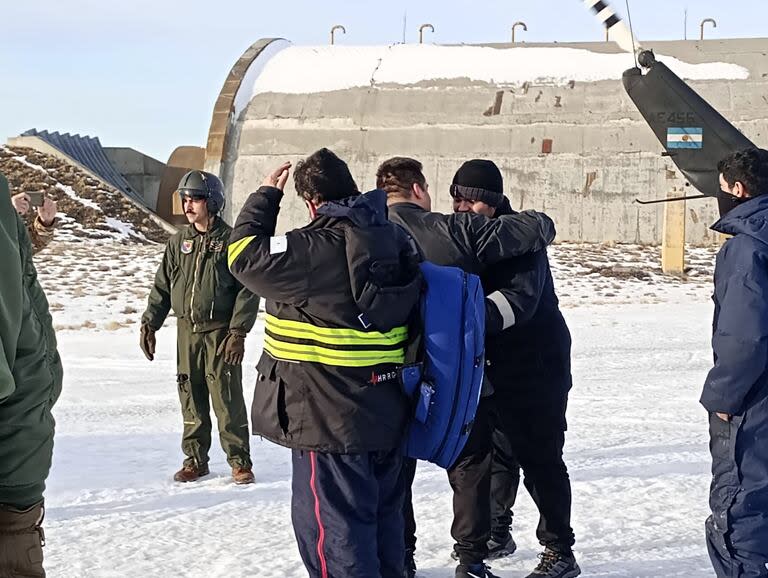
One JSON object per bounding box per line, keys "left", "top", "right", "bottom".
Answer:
{"left": 1, "top": 145, "right": 169, "bottom": 243}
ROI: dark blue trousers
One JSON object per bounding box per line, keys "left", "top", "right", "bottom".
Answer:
{"left": 291, "top": 449, "right": 406, "bottom": 578}
{"left": 706, "top": 410, "right": 768, "bottom": 578}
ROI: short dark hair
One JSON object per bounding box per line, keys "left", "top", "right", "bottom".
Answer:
{"left": 376, "top": 157, "right": 426, "bottom": 199}
{"left": 294, "top": 148, "right": 359, "bottom": 203}
{"left": 718, "top": 148, "right": 768, "bottom": 197}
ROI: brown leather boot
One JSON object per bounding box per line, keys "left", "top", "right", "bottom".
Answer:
{"left": 232, "top": 466, "right": 255, "bottom": 485}
{"left": 173, "top": 462, "right": 209, "bottom": 483}
{"left": 0, "top": 502, "right": 45, "bottom": 577}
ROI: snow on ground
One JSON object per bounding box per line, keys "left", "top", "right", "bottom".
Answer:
{"left": 35, "top": 239, "right": 718, "bottom": 577}
{"left": 0, "top": 145, "right": 169, "bottom": 244}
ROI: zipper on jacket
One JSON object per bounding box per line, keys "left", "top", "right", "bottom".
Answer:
{"left": 434, "top": 272, "right": 468, "bottom": 460}
{"left": 190, "top": 237, "right": 204, "bottom": 331}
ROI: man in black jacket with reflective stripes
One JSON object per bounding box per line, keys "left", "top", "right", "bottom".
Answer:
{"left": 229, "top": 149, "right": 421, "bottom": 578}
{"left": 377, "top": 157, "right": 556, "bottom": 578}
{"left": 451, "top": 160, "right": 578, "bottom": 578}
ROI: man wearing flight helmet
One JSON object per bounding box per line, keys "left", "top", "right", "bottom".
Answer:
{"left": 140, "top": 171, "right": 260, "bottom": 484}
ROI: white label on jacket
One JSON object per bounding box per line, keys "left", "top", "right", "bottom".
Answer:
{"left": 269, "top": 235, "right": 287, "bottom": 255}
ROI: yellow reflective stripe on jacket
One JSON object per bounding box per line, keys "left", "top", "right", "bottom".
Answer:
{"left": 264, "top": 336, "right": 406, "bottom": 367}
{"left": 227, "top": 235, "right": 256, "bottom": 267}
{"left": 265, "top": 314, "right": 407, "bottom": 346}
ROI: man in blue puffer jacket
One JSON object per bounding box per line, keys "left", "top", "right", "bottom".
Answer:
{"left": 702, "top": 147, "right": 768, "bottom": 578}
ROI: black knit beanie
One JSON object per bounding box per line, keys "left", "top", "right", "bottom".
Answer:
{"left": 450, "top": 159, "right": 505, "bottom": 207}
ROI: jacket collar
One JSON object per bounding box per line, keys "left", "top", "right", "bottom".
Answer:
{"left": 316, "top": 189, "right": 389, "bottom": 227}
{"left": 711, "top": 194, "right": 768, "bottom": 239}
{"left": 387, "top": 201, "right": 426, "bottom": 214}
{"left": 184, "top": 216, "right": 224, "bottom": 238}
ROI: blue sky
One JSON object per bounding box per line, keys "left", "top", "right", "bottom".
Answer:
{"left": 1, "top": 0, "right": 766, "bottom": 161}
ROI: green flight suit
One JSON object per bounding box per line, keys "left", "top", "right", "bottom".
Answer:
{"left": 142, "top": 217, "right": 259, "bottom": 468}
{"left": 0, "top": 173, "right": 61, "bottom": 577}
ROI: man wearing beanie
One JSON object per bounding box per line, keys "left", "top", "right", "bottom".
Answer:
{"left": 450, "top": 159, "right": 507, "bottom": 212}
{"left": 451, "top": 159, "right": 579, "bottom": 578}
{"left": 377, "top": 156, "right": 557, "bottom": 578}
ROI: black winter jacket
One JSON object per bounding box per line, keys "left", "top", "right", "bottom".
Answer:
{"left": 229, "top": 187, "right": 421, "bottom": 453}
{"left": 482, "top": 199, "right": 572, "bottom": 423}
{"left": 387, "top": 202, "right": 556, "bottom": 334}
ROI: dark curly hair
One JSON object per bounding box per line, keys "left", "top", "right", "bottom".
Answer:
{"left": 718, "top": 148, "right": 768, "bottom": 197}
{"left": 293, "top": 148, "right": 359, "bottom": 203}
{"left": 375, "top": 157, "right": 426, "bottom": 199}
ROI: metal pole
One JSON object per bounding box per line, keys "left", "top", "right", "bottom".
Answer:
{"left": 419, "top": 23, "right": 434, "bottom": 44}
{"left": 700, "top": 18, "right": 717, "bottom": 40}
{"left": 330, "top": 24, "right": 346, "bottom": 45}
{"left": 512, "top": 21, "right": 528, "bottom": 43}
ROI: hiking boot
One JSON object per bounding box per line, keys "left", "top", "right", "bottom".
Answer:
{"left": 173, "top": 463, "right": 209, "bottom": 482}
{"left": 455, "top": 562, "right": 500, "bottom": 578}
{"left": 232, "top": 466, "right": 255, "bottom": 485}
{"left": 404, "top": 551, "right": 417, "bottom": 578}
{"left": 525, "top": 548, "right": 581, "bottom": 578}
{"left": 487, "top": 533, "right": 517, "bottom": 559}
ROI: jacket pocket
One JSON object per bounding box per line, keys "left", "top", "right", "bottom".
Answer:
{"left": 254, "top": 355, "right": 293, "bottom": 438}
{"left": 48, "top": 353, "right": 64, "bottom": 406}
{"left": 256, "top": 354, "right": 278, "bottom": 382}
{"left": 170, "top": 270, "right": 188, "bottom": 318}
{"left": 355, "top": 265, "right": 422, "bottom": 331}
{"left": 708, "top": 412, "right": 743, "bottom": 531}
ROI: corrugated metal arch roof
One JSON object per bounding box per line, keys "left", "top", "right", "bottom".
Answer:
{"left": 21, "top": 129, "right": 144, "bottom": 204}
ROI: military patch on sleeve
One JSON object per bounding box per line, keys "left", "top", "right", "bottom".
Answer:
{"left": 181, "top": 239, "right": 194, "bottom": 254}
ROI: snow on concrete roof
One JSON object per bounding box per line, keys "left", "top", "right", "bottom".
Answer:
{"left": 238, "top": 43, "right": 749, "bottom": 107}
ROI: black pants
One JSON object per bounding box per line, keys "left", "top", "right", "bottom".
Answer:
{"left": 448, "top": 396, "right": 495, "bottom": 565}
{"left": 490, "top": 426, "right": 521, "bottom": 540}
{"left": 402, "top": 457, "right": 418, "bottom": 557}
{"left": 493, "top": 405, "right": 575, "bottom": 552}
{"left": 402, "top": 397, "right": 494, "bottom": 565}
{"left": 706, "top": 411, "right": 768, "bottom": 578}
{"left": 291, "top": 449, "right": 406, "bottom": 578}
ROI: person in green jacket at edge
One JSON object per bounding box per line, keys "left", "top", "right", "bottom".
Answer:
{"left": 140, "top": 171, "right": 260, "bottom": 484}
{"left": 0, "top": 172, "right": 63, "bottom": 577}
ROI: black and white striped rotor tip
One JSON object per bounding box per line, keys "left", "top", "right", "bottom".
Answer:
{"left": 582, "top": 0, "right": 641, "bottom": 54}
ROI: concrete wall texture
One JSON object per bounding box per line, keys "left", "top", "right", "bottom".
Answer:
{"left": 103, "top": 147, "right": 165, "bottom": 210}
{"left": 215, "top": 39, "right": 768, "bottom": 244}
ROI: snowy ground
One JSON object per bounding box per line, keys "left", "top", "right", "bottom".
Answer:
{"left": 34, "top": 240, "right": 719, "bottom": 578}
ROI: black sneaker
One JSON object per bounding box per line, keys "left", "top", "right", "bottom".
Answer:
{"left": 525, "top": 548, "right": 581, "bottom": 578}
{"left": 455, "top": 562, "right": 500, "bottom": 578}
{"left": 404, "top": 551, "right": 416, "bottom": 578}
{"left": 487, "top": 533, "right": 517, "bottom": 559}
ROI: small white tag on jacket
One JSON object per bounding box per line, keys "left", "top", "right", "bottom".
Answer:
{"left": 270, "top": 235, "right": 287, "bottom": 254}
